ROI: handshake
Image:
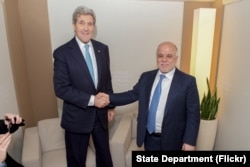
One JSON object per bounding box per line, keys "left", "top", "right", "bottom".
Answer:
{"left": 94, "top": 92, "right": 110, "bottom": 108}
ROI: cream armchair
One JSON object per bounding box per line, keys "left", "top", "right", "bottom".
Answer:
{"left": 21, "top": 118, "right": 95, "bottom": 167}
{"left": 110, "top": 112, "right": 144, "bottom": 167}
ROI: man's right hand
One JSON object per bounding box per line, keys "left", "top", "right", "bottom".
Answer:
{"left": 94, "top": 92, "right": 110, "bottom": 108}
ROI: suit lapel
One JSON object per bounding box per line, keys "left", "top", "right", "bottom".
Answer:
{"left": 69, "top": 38, "right": 95, "bottom": 88}
{"left": 145, "top": 70, "right": 158, "bottom": 113}
{"left": 164, "top": 69, "right": 181, "bottom": 117}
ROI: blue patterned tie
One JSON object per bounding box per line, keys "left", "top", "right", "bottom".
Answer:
{"left": 147, "top": 74, "right": 166, "bottom": 134}
{"left": 84, "top": 44, "right": 95, "bottom": 83}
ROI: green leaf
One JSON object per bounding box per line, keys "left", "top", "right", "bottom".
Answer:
{"left": 200, "top": 77, "right": 220, "bottom": 120}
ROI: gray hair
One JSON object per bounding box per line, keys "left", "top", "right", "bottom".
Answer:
{"left": 72, "top": 6, "right": 96, "bottom": 25}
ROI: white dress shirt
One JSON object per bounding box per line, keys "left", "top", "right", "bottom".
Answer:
{"left": 75, "top": 37, "right": 98, "bottom": 106}
{"left": 149, "top": 68, "right": 175, "bottom": 133}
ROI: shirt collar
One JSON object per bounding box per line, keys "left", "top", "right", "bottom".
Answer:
{"left": 75, "top": 36, "right": 92, "bottom": 49}
{"left": 158, "top": 67, "right": 175, "bottom": 79}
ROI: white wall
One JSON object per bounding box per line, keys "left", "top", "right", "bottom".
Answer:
{"left": 47, "top": 0, "right": 184, "bottom": 114}
{"left": 2, "top": 0, "right": 249, "bottom": 154}
{"left": 0, "top": 2, "right": 23, "bottom": 162}
{"left": 214, "top": 0, "right": 250, "bottom": 150}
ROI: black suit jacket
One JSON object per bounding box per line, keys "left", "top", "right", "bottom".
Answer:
{"left": 110, "top": 69, "right": 200, "bottom": 150}
{"left": 53, "top": 38, "right": 114, "bottom": 133}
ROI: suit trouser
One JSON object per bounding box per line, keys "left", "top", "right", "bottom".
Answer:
{"left": 65, "top": 116, "right": 113, "bottom": 167}
{"left": 144, "top": 131, "right": 162, "bottom": 151}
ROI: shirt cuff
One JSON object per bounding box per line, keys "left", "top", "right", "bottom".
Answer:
{"left": 88, "top": 95, "right": 95, "bottom": 106}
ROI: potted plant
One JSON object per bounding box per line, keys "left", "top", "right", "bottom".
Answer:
{"left": 196, "top": 77, "right": 220, "bottom": 150}
{"left": 200, "top": 78, "right": 220, "bottom": 120}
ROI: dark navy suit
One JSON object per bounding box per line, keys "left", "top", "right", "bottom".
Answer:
{"left": 110, "top": 68, "right": 200, "bottom": 150}
{"left": 53, "top": 37, "right": 113, "bottom": 166}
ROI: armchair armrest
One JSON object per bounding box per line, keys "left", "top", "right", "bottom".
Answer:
{"left": 110, "top": 114, "right": 133, "bottom": 167}
{"left": 22, "top": 127, "right": 42, "bottom": 167}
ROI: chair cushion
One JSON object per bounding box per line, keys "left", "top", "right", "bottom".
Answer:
{"left": 86, "top": 146, "right": 96, "bottom": 167}
{"left": 125, "top": 139, "right": 144, "bottom": 167}
{"left": 42, "top": 149, "right": 67, "bottom": 167}
{"left": 89, "top": 135, "right": 95, "bottom": 153}
{"left": 131, "top": 111, "right": 138, "bottom": 139}
{"left": 42, "top": 147, "right": 95, "bottom": 167}
{"left": 38, "top": 118, "right": 65, "bottom": 153}
{"left": 21, "top": 127, "right": 41, "bottom": 167}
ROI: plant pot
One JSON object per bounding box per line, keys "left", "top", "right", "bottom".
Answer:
{"left": 196, "top": 119, "right": 218, "bottom": 150}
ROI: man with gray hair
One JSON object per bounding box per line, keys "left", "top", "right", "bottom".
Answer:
{"left": 53, "top": 5, "right": 114, "bottom": 167}
{"left": 98, "top": 41, "right": 200, "bottom": 151}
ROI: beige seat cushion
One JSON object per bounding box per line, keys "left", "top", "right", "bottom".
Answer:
{"left": 125, "top": 139, "right": 144, "bottom": 167}
{"left": 42, "top": 149, "right": 66, "bottom": 167}
{"left": 131, "top": 114, "right": 137, "bottom": 139}
{"left": 22, "top": 117, "right": 98, "bottom": 167}
{"left": 38, "top": 118, "right": 65, "bottom": 153}
{"left": 42, "top": 147, "right": 95, "bottom": 167}
{"left": 125, "top": 112, "right": 144, "bottom": 167}
{"left": 86, "top": 147, "right": 96, "bottom": 167}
